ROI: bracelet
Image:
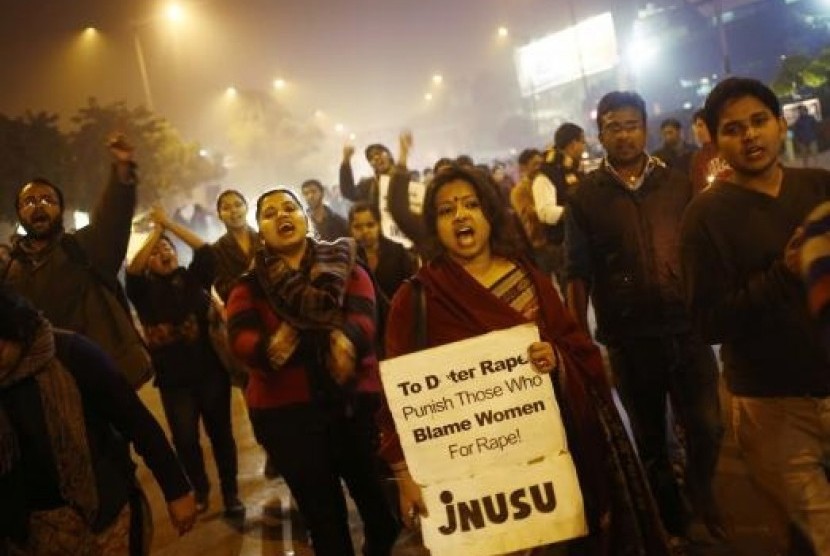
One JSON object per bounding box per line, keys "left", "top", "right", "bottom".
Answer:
{"left": 389, "top": 461, "right": 409, "bottom": 472}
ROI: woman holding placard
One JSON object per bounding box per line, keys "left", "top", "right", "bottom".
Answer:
{"left": 378, "top": 164, "right": 670, "bottom": 555}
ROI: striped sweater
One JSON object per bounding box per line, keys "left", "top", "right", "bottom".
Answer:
{"left": 226, "top": 264, "right": 380, "bottom": 409}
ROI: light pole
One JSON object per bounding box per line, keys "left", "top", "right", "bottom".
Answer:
{"left": 133, "top": 32, "right": 154, "bottom": 111}
{"left": 131, "top": 2, "right": 187, "bottom": 112}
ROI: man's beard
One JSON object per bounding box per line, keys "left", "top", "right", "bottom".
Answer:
{"left": 22, "top": 217, "right": 63, "bottom": 240}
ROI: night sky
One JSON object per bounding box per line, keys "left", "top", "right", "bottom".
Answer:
{"left": 0, "top": 0, "right": 613, "bottom": 137}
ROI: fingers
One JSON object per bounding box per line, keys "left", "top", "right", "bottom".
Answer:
{"left": 528, "top": 341, "right": 557, "bottom": 374}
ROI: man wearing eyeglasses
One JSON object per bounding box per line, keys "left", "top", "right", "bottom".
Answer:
{"left": 2, "top": 134, "right": 153, "bottom": 389}
{"left": 563, "top": 91, "right": 724, "bottom": 548}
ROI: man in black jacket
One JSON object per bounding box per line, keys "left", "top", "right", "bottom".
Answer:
{"left": 2, "top": 135, "right": 152, "bottom": 388}
{"left": 565, "top": 91, "right": 723, "bottom": 545}
{"left": 301, "top": 178, "right": 349, "bottom": 241}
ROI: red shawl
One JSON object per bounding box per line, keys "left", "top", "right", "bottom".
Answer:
{"left": 379, "top": 255, "right": 670, "bottom": 555}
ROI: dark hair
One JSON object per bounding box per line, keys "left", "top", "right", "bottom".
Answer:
{"left": 596, "top": 91, "right": 647, "bottom": 132}
{"left": 703, "top": 77, "right": 781, "bottom": 142}
{"left": 421, "top": 163, "right": 522, "bottom": 261}
{"left": 300, "top": 179, "right": 324, "bottom": 192}
{"left": 433, "top": 157, "right": 454, "bottom": 173}
{"left": 364, "top": 143, "right": 390, "bottom": 161}
{"left": 348, "top": 200, "right": 381, "bottom": 224}
{"left": 0, "top": 286, "right": 42, "bottom": 349}
{"left": 660, "top": 118, "right": 682, "bottom": 131}
{"left": 553, "top": 123, "right": 584, "bottom": 150}
{"left": 254, "top": 188, "right": 306, "bottom": 221}
{"left": 517, "top": 148, "right": 541, "bottom": 166}
{"left": 455, "top": 154, "right": 475, "bottom": 167}
{"left": 156, "top": 233, "right": 177, "bottom": 253}
{"left": 215, "top": 189, "right": 247, "bottom": 214}
{"left": 692, "top": 108, "right": 706, "bottom": 122}
{"left": 15, "top": 177, "right": 65, "bottom": 216}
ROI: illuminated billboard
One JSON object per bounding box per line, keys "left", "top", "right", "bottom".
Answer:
{"left": 514, "top": 12, "right": 618, "bottom": 97}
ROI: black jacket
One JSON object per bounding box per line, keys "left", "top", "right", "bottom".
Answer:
{"left": 565, "top": 158, "right": 693, "bottom": 342}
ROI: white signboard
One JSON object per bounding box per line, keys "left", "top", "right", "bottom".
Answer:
{"left": 380, "top": 324, "right": 586, "bottom": 555}
{"left": 514, "top": 12, "right": 618, "bottom": 97}
{"left": 378, "top": 175, "right": 424, "bottom": 249}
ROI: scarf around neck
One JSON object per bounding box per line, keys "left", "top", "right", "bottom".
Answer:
{"left": 0, "top": 321, "right": 99, "bottom": 523}
{"left": 254, "top": 237, "right": 357, "bottom": 330}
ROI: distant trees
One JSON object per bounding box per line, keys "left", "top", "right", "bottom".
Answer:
{"left": 772, "top": 49, "right": 830, "bottom": 99}
{"left": 0, "top": 98, "right": 225, "bottom": 225}
{"left": 224, "top": 89, "right": 325, "bottom": 187}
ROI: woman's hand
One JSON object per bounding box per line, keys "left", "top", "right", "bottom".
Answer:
{"left": 528, "top": 341, "right": 558, "bottom": 374}
{"left": 394, "top": 467, "right": 428, "bottom": 528}
{"left": 167, "top": 492, "right": 197, "bottom": 535}
{"left": 328, "top": 329, "right": 356, "bottom": 384}
{"left": 267, "top": 324, "right": 299, "bottom": 369}
{"left": 149, "top": 203, "right": 169, "bottom": 229}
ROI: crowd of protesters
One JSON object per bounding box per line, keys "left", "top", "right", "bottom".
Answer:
{"left": 0, "top": 75, "right": 828, "bottom": 556}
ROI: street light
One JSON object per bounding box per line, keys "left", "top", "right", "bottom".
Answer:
{"left": 132, "top": 2, "right": 188, "bottom": 111}
{"left": 497, "top": 26, "right": 509, "bottom": 39}
{"left": 432, "top": 74, "right": 443, "bottom": 86}
{"left": 273, "top": 78, "right": 286, "bottom": 90}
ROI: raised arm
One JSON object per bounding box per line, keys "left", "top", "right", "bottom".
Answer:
{"left": 387, "top": 132, "right": 427, "bottom": 252}
{"left": 339, "top": 143, "right": 365, "bottom": 202}
{"left": 126, "top": 223, "right": 163, "bottom": 276}
{"left": 151, "top": 205, "right": 205, "bottom": 251}
{"left": 77, "top": 133, "right": 139, "bottom": 276}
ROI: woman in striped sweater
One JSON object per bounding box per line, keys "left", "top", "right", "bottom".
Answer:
{"left": 225, "top": 188, "right": 399, "bottom": 556}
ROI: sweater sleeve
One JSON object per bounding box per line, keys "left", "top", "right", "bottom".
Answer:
{"left": 226, "top": 280, "right": 270, "bottom": 370}
{"left": 187, "top": 244, "right": 218, "bottom": 290}
{"left": 74, "top": 162, "right": 138, "bottom": 277}
{"left": 532, "top": 174, "right": 564, "bottom": 225}
{"left": 60, "top": 332, "right": 191, "bottom": 502}
{"left": 340, "top": 265, "right": 377, "bottom": 362}
{"left": 339, "top": 161, "right": 367, "bottom": 202}
{"left": 387, "top": 165, "right": 427, "bottom": 252}
{"left": 564, "top": 202, "right": 593, "bottom": 284}
{"left": 680, "top": 202, "right": 801, "bottom": 344}
{"left": 376, "top": 281, "right": 417, "bottom": 465}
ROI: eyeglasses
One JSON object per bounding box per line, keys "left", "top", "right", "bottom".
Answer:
{"left": 602, "top": 122, "right": 643, "bottom": 136}
{"left": 18, "top": 196, "right": 60, "bottom": 210}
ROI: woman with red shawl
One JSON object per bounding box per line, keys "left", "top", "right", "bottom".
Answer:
{"left": 379, "top": 165, "right": 670, "bottom": 555}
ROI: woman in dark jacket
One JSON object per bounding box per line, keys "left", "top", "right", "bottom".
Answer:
{"left": 0, "top": 287, "right": 195, "bottom": 555}
{"left": 226, "top": 189, "right": 399, "bottom": 556}
{"left": 348, "top": 201, "right": 417, "bottom": 306}
{"left": 212, "top": 189, "right": 258, "bottom": 303}
{"left": 125, "top": 205, "right": 242, "bottom": 519}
